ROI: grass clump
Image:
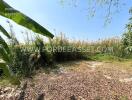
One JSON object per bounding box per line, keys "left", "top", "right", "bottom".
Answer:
{"left": 0, "top": 76, "right": 20, "bottom": 86}
{"left": 90, "top": 54, "right": 124, "bottom": 62}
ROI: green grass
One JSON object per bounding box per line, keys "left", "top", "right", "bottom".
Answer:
{"left": 90, "top": 54, "right": 124, "bottom": 62}
{"left": 120, "top": 96, "right": 128, "bottom": 100}
{"left": 0, "top": 76, "right": 20, "bottom": 86}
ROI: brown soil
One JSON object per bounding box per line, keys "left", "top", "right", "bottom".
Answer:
{"left": 1, "top": 60, "right": 132, "bottom": 100}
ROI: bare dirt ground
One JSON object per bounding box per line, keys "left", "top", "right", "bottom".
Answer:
{"left": 1, "top": 60, "right": 132, "bottom": 100}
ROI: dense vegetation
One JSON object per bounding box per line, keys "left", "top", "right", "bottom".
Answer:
{"left": 0, "top": 0, "right": 53, "bottom": 84}
{"left": 3, "top": 31, "right": 131, "bottom": 79}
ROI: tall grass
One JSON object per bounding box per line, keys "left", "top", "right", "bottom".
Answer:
{"left": 6, "top": 32, "right": 131, "bottom": 77}
{"left": 49, "top": 33, "right": 87, "bottom": 62}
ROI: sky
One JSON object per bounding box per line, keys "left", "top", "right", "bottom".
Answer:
{"left": 0, "top": 0, "right": 132, "bottom": 42}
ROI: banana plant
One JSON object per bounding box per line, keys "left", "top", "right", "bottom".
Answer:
{"left": 0, "top": 0, "right": 54, "bottom": 76}
{"left": 0, "top": 25, "right": 11, "bottom": 77}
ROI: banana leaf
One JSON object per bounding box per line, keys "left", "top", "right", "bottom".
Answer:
{"left": 0, "top": 36, "right": 10, "bottom": 54}
{"left": 0, "top": 45, "right": 10, "bottom": 63}
{"left": 0, "top": 25, "right": 11, "bottom": 38}
{"left": 0, "top": 0, "right": 54, "bottom": 38}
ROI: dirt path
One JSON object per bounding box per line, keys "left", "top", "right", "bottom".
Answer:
{"left": 1, "top": 60, "right": 132, "bottom": 100}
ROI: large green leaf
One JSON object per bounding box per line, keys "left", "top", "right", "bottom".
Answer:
{"left": 0, "top": 45, "right": 10, "bottom": 63}
{"left": 0, "top": 0, "right": 54, "bottom": 38}
{"left": 0, "top": 25, "right": 11, "bottom": 38}
{"left": 0, "top": 36, "right": 10, "bottom": 54}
